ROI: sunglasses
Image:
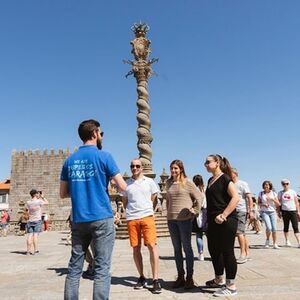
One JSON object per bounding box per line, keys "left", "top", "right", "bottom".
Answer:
{"left": 130, "top": 164, "right": 141, "bottom": 169}
{"left": 282, "top": 183, "right": 289, "bottom": 186}
{"left": 96, "top": 129, "right": 104, "bottom": 137}
{"left": 204, "top": 160, "right": 214, "bottom": 165}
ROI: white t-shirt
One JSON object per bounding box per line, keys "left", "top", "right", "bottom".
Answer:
{"left": 122, "top": 176, "right": 159, "bottom": 220}
{"left": 235, "top": 180, "right": 251, "bottom": 213}
{"left": 258, "top": 191, "right": 277, "bottom": 212}
{"left": 278, "top": 189, "right": 297, "bottom": 211}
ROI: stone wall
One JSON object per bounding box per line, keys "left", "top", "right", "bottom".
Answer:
{"left": 9, "top": 149, "right": 72, "bottom": 223}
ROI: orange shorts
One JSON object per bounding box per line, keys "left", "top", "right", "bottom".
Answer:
{"left": 127, "top": 215, "right": 157, "bottom": 247}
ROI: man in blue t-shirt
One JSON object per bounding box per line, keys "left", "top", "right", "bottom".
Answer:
{"left": 60, "top": 119, "right": 127, "bottom": 300}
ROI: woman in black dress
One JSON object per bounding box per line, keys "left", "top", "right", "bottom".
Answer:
{"left": 204, "top": 154, "right": 239, "bottom": 297}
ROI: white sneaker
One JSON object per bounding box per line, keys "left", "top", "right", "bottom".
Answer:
{"left": 285, "top": 240, "right": 292, "bottom": 247}
{"left": 273, "top": 244, "right": 280, "bottom": 249}
{"left": 198, "top": 253, "right": 204, "bottom": 261}
{"left": 213, "top": 286, "right": 237, "bottom": 297}
{"left": 265, "top": 240, "right": 270, "bottom": 248}
{"left": 236, "top": 256, "right": 247, "bottom": 264}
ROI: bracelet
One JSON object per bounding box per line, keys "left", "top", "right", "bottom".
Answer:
{"left": 220, "top": 214, "right": 227, "bottom": 221}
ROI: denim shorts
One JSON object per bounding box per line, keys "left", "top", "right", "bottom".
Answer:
{"left": 26, "top": 220, "right": 42, "bottom": 234}
{"left": 0, "top": 223, "right": 8, "bottom": 229}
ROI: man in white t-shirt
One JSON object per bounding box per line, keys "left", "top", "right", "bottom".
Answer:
{"left": 231, "top": 169, "right": 253, "bottom": 264}
{"left": 278, "top": 179, "right": 300, "bottom": 247}
{"left": 122, "top": 159, "right": 161, "bottom": 294}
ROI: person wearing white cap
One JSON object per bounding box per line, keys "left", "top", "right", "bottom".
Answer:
{"left": 278, "top": 179, "right": 300, "bottom": 248}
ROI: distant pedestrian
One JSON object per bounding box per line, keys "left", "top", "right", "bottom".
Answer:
{"left": 82, "top": 240, "right": 96, "bottom": 280}
{"left": 278, "top": 179, "right": 300, "bottom": 247}
{"left": 248, "top": 198, "right": 262, "bottom": 234}
{"left": 258, "top": 180, "right": 281, "bottom": 249}
{"left": 60, "top": 119, "right": 127, "bottom": 300}
{"left": 113, "top": 210, "right": 122, "bottom": 229}
{"left": 18, "top": 208, "right": 29, "bottom": 236}
{"left": 231, "top": 168, "right": 253, "bottom": 264}
{"left": 26, "top": 189, "right": 48, "bottom": 254}
{"left": 192, "top": 174, "right": 207, "bottom": 261}
{"left": 121, "top": 158, "right": 162, "bottom": 294}
{"left": 65, "top": 211, "right": 72, "bottom": 246}
{"left": 41, "top": 213, "right": 49, "bottom": 232}
{"left": 204, "top": 154, "right": 239, "bottom": 297}
{"left": 0, "top": 210, "right": 9, "bottom": 237}
{"left": 166, "top": 159, "right": 203, "bottom": 290}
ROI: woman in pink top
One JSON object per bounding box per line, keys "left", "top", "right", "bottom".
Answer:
{"left": 0, "top": 210, "right": 9, "bottom": 237}
{"left": 258, "top": 180, "right": 281, "bottom": 249}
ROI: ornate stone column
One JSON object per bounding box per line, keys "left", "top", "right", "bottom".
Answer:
{"left": 158, "top": 168, "right": 169, "bottom": 212}
{"left": 124, "top": 22, "right": 158, "bottom": 178}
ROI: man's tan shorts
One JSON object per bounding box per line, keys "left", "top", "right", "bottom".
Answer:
{"left": 127, "top": 215, "right": 157, "bottom": 247}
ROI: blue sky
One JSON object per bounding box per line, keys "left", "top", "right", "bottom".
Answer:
{"left": 0, "top": 0, "right": 299, "bottom": 195}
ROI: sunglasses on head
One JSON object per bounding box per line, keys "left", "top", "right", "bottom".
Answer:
{"left": 130, "top": 164, "right": 141, "bottom": 169}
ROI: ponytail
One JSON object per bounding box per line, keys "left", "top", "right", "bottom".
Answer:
{"left": 210, "top": 154, "right": 233, "bottom": 179}
{"left": 221, "top": 156, "right": 233, "bottom": 179}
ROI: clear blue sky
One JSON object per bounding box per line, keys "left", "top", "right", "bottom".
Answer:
{"left": 1, "top": 0, "right": 299, "bottom": 195}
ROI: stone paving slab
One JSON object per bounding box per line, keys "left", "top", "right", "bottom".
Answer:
{"left": 1, "top": 223, "right": 300, "bottom": 299}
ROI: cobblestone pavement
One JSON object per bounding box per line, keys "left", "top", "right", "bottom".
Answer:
{"left": 1, "top": 223, "right": 300, "bottom": 299}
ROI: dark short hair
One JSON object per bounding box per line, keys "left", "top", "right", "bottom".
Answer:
{"left": 78, "top": 119, "right": 100, "bottom": 142}
{"left": 193, "top": 175, "right": 204, "bottom": 188}
{"left": 262, "top": 180, "right": 273, "bottom": 190}
{"left": 29, "top": 189, "right": 38, "bottom": 197}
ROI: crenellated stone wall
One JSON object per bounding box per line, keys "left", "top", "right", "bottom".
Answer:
{"left": 9, "top": 149, "right": 73, "bottom": 225}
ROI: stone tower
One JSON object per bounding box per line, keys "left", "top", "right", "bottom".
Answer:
{"left": 9, "top": 149, "right": 71, "bottom": 228}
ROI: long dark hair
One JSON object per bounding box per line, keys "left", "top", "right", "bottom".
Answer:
{"left": 193, "top": 174, "right": 205, "bottom": 192}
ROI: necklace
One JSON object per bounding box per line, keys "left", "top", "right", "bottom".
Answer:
{"left": 208, "top": 172, "right": 223, "bottom": 188}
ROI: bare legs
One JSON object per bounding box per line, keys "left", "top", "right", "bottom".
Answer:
{"left": 237, "top": 234, "right": 249, "bottom": 257}
{"left": 133, "top": 244, "right": 159, "bottom": 280}
{"left": 26, "top": 233, "right": 39, "bottom": 253}
{"left": 284, "top": 231, "right": 300, "bottom": 244}
{"left": 147, "top": 244, "right": 159, "bottom": 280}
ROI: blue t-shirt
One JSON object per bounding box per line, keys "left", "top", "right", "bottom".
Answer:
{"left": 60, "top": 145, "right": 120, "bottom": 223}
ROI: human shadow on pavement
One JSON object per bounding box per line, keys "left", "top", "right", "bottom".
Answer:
{"left": 111, "top": 275, "right": 139, "bottom": 287}
{"left": 47, "top": 267, "right": 68, "bottom": 276}
{"left": 10, "top": 251, "right": 28, "bottom": 255}
{"left": 197, "top": 286, "right": 218, "bottom": 295}
{"left": 159, "top": 255, "right": 175, "bottom": 260}
{"left": 249, "top": 245, "right": 270, "bottom": 249}
{"left": 159, "top": 279, "right": 213, "bottom": 295}
{"left": 159, "top": 255, "right": 212, "bottom": 262}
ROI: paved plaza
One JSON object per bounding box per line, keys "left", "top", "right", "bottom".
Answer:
{"left": 1, "top": 223, "right": 300, "bottom": 299}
